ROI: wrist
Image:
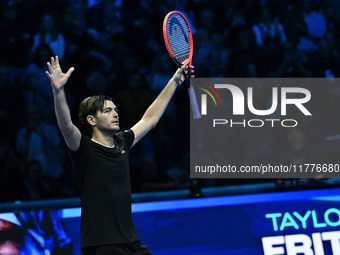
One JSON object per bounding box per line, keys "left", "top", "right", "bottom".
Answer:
{"left": 52, "top": 87, "right": 64, "bottom": 95}
{"left": 169, "top": 77, "right": 182, "bottom": 88}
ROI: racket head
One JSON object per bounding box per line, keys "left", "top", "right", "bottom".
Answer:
{"left": 163, "top": 11, "right": 194, "bottom": 67}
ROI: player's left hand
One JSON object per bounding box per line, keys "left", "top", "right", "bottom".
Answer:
{"left": 171, "top": 64, "right": 195, "bottom": 87}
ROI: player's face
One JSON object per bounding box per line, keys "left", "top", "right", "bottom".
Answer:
{"left": 94, "top": 100, "right": 119, "bottom": 132}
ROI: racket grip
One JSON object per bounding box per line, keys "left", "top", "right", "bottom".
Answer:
{"left": 188, "top": 87, "right": 201, "bottom": 119}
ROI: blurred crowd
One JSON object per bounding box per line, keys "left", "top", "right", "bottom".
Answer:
{"left": 1, "top": 0, "right": 340, "bottom": 203}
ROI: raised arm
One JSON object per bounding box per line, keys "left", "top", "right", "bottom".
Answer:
{"left": 131, "top": 65, "right": 191, "bottom": 147}
{"left": 46, "top": 56, "right": 81, "bottom": 151}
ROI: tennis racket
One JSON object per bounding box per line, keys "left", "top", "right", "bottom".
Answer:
{"left": 163, "top": 11, "right": 201, "bottom": 119}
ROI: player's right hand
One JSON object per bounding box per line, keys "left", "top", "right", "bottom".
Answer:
{"left": 46, "top": 56, "right": 74, "bottom": 92}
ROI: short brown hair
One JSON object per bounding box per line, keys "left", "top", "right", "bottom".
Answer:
{"left": 78, "top": 95, "right": 113, "bottom": 134}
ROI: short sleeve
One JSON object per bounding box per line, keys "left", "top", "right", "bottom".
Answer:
{"left": 115, "top": 129, "right": 135, "bottom": 149}
{"left": 68, "top": 134, "right": 91, "bottom": 157}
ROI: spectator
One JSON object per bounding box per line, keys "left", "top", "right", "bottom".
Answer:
{"left": 85, "top": 71, "right": 108, "bottom": 95}
{"left": 0, "top": 3, "right": 33, "bottom": 68}
{"left": 252, "top": 7, "right": 287, "bottom": 76}
{"left": 192, "top": 28, "right": 212, "bottom": 73}
{"left": 31, "top": 13, "right": 66, "bottom": 59}
{"left": 148, "top": 54, "right": 177, "bottom": 136}
{"left": 273, "top": 42, "right": 312, "bottom": 77}
{"left": 224, "top": 9, "right": 247, "bottom": 50}
{"left": 252, "top": 7, "right": 286, "bottom": 47}
{"left": 199, "top": 33, "right": 229, "bottom": 77}
{"left": 22, "top": 43, "right": 55, "bottom": 124}
{"left": 113, "top": 57, "right": 140, "bottom": 94}
{"left": 196, "top": 8, "right": 219, "bottom": 34}
{"left": 283, "top": 4, "right": 308, "bottom": 47}
{"left": 55, "top": 151, "right": 78, "bottom": 198}
{"left": 228, "top": 29, "right": 260, "bottom": 77}
{"left": 23, "top": 160, "right": 43, "bottom": 200}
{"left": 16, "top": 104, "right": 64, "bottom": 179}
{"left": 149, "top": 54, "right": 173, "bottom": 95}
{"left": 117, "top": 73, "right": 154, "bottom": 127}
{"left": 297, "top": 0, "right": 327, "bottom": 54}
{"left": 39, "top": 174, "right": 60, "bottom": 200}
{"left": 309, "top": 32, "right": 340, "bottom": 77}
{"left": 321, "top": 0, "right": 340, "bottom": 36}
{"left": 117, "top": 73, "right": 156, "bottom": 169}
{"left": 86, "top": 0, "right": 124, "bottom": 42}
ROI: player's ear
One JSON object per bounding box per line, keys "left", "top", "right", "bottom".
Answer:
{"left": 87, "top": 115, "right": 96, "bottom": 127}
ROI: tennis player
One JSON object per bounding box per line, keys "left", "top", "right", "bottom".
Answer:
{"left": 46, "top": 56, "right": 192, "bottom": 255}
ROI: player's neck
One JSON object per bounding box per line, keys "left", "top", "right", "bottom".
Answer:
{"left": 91, "top": 131, "right": 115, "bottom": 148}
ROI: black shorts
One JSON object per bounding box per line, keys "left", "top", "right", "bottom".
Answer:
{"left": 81, "top": 240, "right": 152, "bottom": 255}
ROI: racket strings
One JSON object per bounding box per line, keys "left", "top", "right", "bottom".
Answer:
{"left": 166, "top": 14, "right": 191, "bottom": 64}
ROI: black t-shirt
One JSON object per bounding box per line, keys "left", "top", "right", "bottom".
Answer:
{"left": 68, "top": 130, "right": 139, "bottom": 248}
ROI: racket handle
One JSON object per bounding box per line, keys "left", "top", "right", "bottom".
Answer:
{"left": 188, "top": 86, "right": 201, "bottom": 119}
